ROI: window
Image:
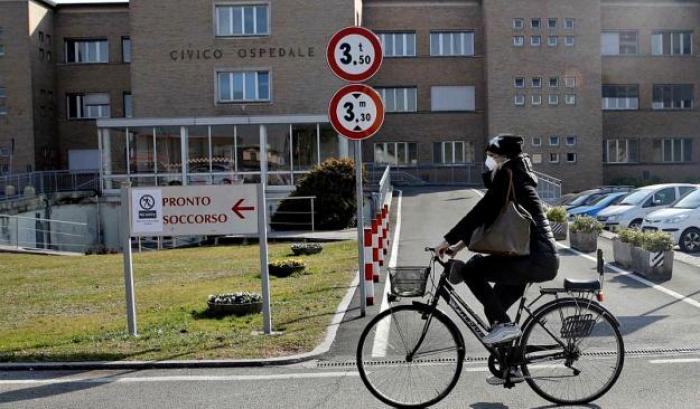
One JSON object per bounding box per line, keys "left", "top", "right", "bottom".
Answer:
{"left": 604, "top": 139, "right": 639, "bottom": 163}
{"left": 549, "top": 77, "right": 559, "bottom": 87}
{"left": 122, "top": 37, "right": 131, "bottom": 63}
{"left": 376, "top": 87, "right": 417, "bottom": 112}
{"left": 431, "top": 86, "right": 475, "bottom": 111}
{"left": 39, "top": 31, "right": 44, "bottom": 42}
{"left": 564, "top": 18, "right": 575, "bottom": 30}
{"left": 0, "top": 45, "right": 5, "bottom": 56}
{"left": 46, "top": 51, "right": 51, "bottom": 61}
{"left": 217, "top": 71, "right": 270, "bottom": 103}
{"left": 652, "top": 31, "right": 693, "bottom": 56}
{"left": 531, "top": 77, "right": 542, "bottom": 88}
{"left": 377, "top": 32, "right": 416, "bottom": 57}
{"left": 0, "top": 106, "right": 6, "bottom": 116}
{"left": 601, "top": 31, "right": 638, "bottom": 55}
{"left": 532, "top": 136, "right": 542, "bottom": 146}
{"left": 513, "top": 18, "right": 524, "bottom": 30}
{"left": 566, "top": 153, "right": 577, "bottom": 163}
{"left": 565, "top": 94, "right": 576, "bottom": 105}
{"left": 123, "top": 93, "right": 133, "bottom": 118}
{"left": 215, "top": 4, "right": 269, "bottom": 37}
{"left": 655, "top": 138, "right": 693, "bottom": 163}
{"left": 430, "top": 31, "right": 475, "bottom": 56}
{"left": 548, "top": 94, "right": 559, "bottom": 105}
{"left": 565, "top": 36, "right": 575, "bottom": 47}
{"left": 65, "top": 39, "right": 109, "bottom": 63}
{"left": 532, "top": 153, "right": 542, "bottom": 164}
{"left": 0, "top": 86, "right": 5, "bottom": 98}
{"left": 514, "top": 95, "right": 525, "bottom": 105}
{"left": 549, "top": 136, "right": 560, "bottom": 146}
{"left": 67, "top": 93, "right": 111, "bottom": 119}
{"left": 513, "top": 36, "right": 524, "bottom": 47}
{"left": 548, "top": 18, "right": 557, "bottom": 29}
{"left": 531, "top": 95, "right": 542, "bottom": 105}
{"left": 374, "top": 142, "right": 418, "bottom": 166}
{"left": 531, "top": 18, "right": 541, "bottom": 29}
{"left": 514, "top": 77, "right": 525, "bottom": 88}
{"left": 433, "top": 141, "right": 475, "bottom": 164}
{"left": 547, "top": 36, "right": 558, "bottom": 47}
{"left": 653, "top": 84, "right": 693, "bottom": 110}
{"left": 550, "top": 153, "right": 560, "bottom": 163}
{"left": 0, "top": 27, "right": 3, "bottom": 38}
{"left": 564, "top": 76, "right": 576, "bottom": 88}
{"left": 46, "top": 34, "right": 51, "bottom": 46}
{"left": 566, "top": 135, "right": 577, "bottom": 146}
{"left": 531, "top": 36, "right": 541, "bottom": 47}
{"left": 602, "top": 85, "right": 639, "bottom": 110}
{"left": 39, "top": 48, "right": 44, "bottom": 60}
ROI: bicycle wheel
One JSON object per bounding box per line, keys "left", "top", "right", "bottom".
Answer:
{"left": 356, "top": 304, "right": 465, "bottom": 409}
{"left": 520, "top": 298, "right": 625, "bottom": 405}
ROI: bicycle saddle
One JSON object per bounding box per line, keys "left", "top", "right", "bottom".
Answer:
{"left": 563, "top": 278, "right": 601, "bottom": 292}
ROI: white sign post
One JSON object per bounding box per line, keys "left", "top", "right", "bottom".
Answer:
{"left": 121, "top": 183, "right": 270, "bottom": 336}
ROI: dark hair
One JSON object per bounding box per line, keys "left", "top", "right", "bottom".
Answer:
{"left": 486, "top": 134, "right": 524, "bottom": 158}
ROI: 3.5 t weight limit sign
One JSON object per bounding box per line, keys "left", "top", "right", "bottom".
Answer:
{"left": 327, "top": 26, "right": 383, "bottom": 82}
{"left": 329, "top": 84, "right": 385, "bottom": 140}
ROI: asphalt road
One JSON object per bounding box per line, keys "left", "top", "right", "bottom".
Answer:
{"left": 2, "top": 187, "right": 700, "bottom": 409}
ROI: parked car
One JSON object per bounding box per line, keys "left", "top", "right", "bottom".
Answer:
{"left": 567, "top": 192, "right": 628, "bottom": 220}
{"left": 597, "top": 184, "right": 697, "bottom": 230}
{"left": 641, "top": 188, "right": 700, "bottom": 253}
{"left": 564, "top": 186, "right": 633, "bottom": 211}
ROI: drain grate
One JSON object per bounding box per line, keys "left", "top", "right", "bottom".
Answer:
{"left": 318, "top": 346, "right": 700, "bottom": 368}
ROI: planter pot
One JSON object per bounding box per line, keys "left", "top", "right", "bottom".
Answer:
{"left": 5, "top": 185, "right": 16, "bottom": 197}
{"left": 207, "top": 301, "right": 262, "bottom": 316}
{"left": 550, "top": 221, "right": 569, "bottom": 241}
{"left": 570, "top": 231, "right": 598, "bottom": 253}
{"left": 612, "top": 239, "right": 633, "bottom": 268}
{"left": 631, "top": 247, "right": 673, "bottom": 281}
{"left": 269, "top": 264, "right": 305, "bottom": 277}
{"left": 291, "top": 245, "right": 323, "bottom": 256}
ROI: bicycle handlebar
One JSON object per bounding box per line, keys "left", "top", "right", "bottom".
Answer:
{"left": 424, "top": 247, "right": 448, "bottom": 267}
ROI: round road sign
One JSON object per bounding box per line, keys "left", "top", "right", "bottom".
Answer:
{"left": 329, "top": 84, "right": 385, "bottom": 141}
{"left": 326, "top": 26, "right": 383, "bottom": 82}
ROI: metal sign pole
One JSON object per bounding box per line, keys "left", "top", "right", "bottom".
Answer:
{"left": 259, "top": 125, "right": 272, "bottom": 334}
{"left": 355, "top": 140, "right": 367, "bottom": 316}
{"left": 120, "top": 181, "right": 138, "bottom": 336}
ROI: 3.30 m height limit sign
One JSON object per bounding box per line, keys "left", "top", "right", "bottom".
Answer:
{"left": 329, "top": 84, "right": 385, "bottom": 141}
{"left": 326, "top": 26, "right": 383, "bottom": 82}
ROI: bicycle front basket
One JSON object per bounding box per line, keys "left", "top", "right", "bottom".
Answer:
{"left": 389, "top": 267, "right": 431, "bottom": 297}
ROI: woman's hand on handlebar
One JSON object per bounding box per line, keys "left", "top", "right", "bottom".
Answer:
{"left": 434, "top": 240, "right": 450, "bottom": 259}
{"left": 447, "top": 241, "right": 466, "bottom": 258}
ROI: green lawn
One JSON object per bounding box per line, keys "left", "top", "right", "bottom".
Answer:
{"left": 0, "top": 241, "right": 357, "bottom": 362}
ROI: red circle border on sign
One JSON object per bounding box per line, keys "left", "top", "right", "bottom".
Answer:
{"left": 326, "top": 26, "right": 383, "bottom": 82}
{"left": 328, "top": 84, "right": 385, "bottom": 141}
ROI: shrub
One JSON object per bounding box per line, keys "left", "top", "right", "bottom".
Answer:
{"left": 271, "top": 158, "right": 362, "bottom": 231}
{"left": 546, "top": 206, "right": 568, "bottom": 223}
{"left": 208, "top": 292, "right": 262, "bottom": 305}
{"left": 618, "top": 228, "right": 643, "bottom": 246}
{"left": 570, "top": 216, "right": 603, "bottom": 234}
{"left": 641, "top": 231, "right": 674, "bottom": 252}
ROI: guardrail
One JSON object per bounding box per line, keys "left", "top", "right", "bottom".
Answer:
{"left": 0, "top": 214, "right": 90, "bottom": 253}
{"left": 0, "top": 171, "right": 100, "bottom": 202}
{"left": 534, "top": 171, "right": 562, "bottom": 205}
{"left": 267, "top": 196, "right": 317, "bottom": 232}
{"left": 365, "top": 163, "right": 482, "bottom": 186}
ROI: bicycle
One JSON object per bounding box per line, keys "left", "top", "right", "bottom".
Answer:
{"left": 356, "top": 248, "right": 625, "bottom": 408}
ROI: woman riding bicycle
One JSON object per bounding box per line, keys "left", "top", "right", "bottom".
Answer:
{"left": 436, "top": 134, "right": 559, "bottom": 345}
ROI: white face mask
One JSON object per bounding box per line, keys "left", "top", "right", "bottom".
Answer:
{"left": 485, "top": 156, "right": 498, "bottom": 171}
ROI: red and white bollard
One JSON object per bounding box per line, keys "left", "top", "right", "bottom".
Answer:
{"left": 371, "top": 219, "right": 380, "bottom": 283}
{"left": 376, "top": 213, "right": 384, "bottom": 268}
{"left": 363, "top": 227, "right": 375, "bottom": 306}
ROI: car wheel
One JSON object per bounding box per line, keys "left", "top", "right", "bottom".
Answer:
{"left": 679, "top": 228, "right": 700, "bottom": 253}
{"left": 629, "top": 219, "right": 643, "bottom": 230}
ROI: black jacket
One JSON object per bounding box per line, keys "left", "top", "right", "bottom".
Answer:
{"left": 444, "top": 154, "right": 557, "bottom": 255}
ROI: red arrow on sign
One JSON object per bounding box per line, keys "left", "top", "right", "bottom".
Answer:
{"left": 232, "top": 199, "right": 255, "bottom": 219}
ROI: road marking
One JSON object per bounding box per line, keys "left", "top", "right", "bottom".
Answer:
{"left": 556, "top": 243, "right": 700, "bottom": 310}
{"left": 0, "top": 372, "right": 362, "bottom": 385}
{"left": 372, "top": 190, "right": 402, "bottom": 358}
{"left": 649, "top": 358, "right": 700, "bottom": 364}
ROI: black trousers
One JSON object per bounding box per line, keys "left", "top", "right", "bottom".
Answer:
{"left": 460, "top": 253, "right": 559, "bottom": 325}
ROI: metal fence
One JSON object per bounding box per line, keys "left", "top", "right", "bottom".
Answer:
{"left": 0, "top": 214, "right": 90, "bottom": 253}
{"left": 267, "top": 196, "right": 317, "bottom": 231}
{"left": 0, "top": 170, "right": 100, "bottom": 201}
{"left": 366, "top": 163, "right": 482, "bottom": 186}
{"left": 534, "top": 171, "right": 562, "bottom": 205}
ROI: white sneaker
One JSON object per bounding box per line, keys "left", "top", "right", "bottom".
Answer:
{"left": 482, "top": 323, "right": 522, "bottom": 345}
{"left": 486, "top": 368, "right": 525, "bottom": 386}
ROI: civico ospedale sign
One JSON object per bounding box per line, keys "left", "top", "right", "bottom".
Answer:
{"left": 169, "top": 46, "right": 317, "bottom": 61}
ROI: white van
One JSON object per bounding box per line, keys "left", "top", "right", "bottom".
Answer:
{"left": 641, "top": 188, "right": 700, "bottom": 253}
{"left": 596, "top": 183, "right": 697, "bottom": 230}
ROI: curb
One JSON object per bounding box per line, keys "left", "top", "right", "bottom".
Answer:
{"left": 0, "top": 274, "right": 361, "bottom": 372}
